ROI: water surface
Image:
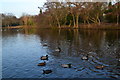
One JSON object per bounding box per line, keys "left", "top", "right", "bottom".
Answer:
{"left": 2, "top": 28, "right": 120, "bottom": 78}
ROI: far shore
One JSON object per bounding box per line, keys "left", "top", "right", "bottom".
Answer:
{"left": 2, "top": 25, "right": 37, "bottom": 29}
{"left": 2, "top": 26, "right": 24, "bottom": 29}
{"left": 2, "top": 23, "right": 120, "bottom": 30}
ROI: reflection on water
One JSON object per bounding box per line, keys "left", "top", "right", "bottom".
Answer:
{"left": 2, "top": 28, "right": 120, "bottom": 78}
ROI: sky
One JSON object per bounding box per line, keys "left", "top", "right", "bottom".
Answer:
{"left": 1, "top": 0, "right": 46, "bottom": 18}
{"left": 1, "top": 0, "right": 117, "bottom": 18}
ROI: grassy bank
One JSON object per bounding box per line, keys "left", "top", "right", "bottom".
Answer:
{"left": 2, "top": 25, "right": 38, "bottom": 29}
{"left": 2, "top": 26, "right": 24, "bottom": 29}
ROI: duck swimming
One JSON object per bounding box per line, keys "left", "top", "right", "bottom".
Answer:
{"left": 81, "top": 56, "right": 88, "bottom": 60}
{"left": 41, "top": 55, "right": 48, "bottom": 60}
{"left": 37, "top": 62, "right": 46, "bottom": 66}
{"left": 61, "top": 64, "right": 72, "bottom": 68}
{"left": 43, "top": 70, "right": 52, "bottom": 74}
{"left": 95, "top": 65, "right": 105, "bottom": 69}
{"left": 55, "top": 47, "right": 61, "bottom": 52}
{"left": 43, "top": 43, "right": 47, "bottom": 46}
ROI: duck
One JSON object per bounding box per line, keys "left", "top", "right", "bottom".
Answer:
{"left": 40, "top": 55, "right": 48, "bottom": 60}
{"left": 43, "top": 43, "right": 47, "bottom": 46}
{"left": 43, "top": 70, "right": 52, "bottom": 74}
{"left": 95, "top": 65, "right": 105, "bottom": 69}
{"left": 55, "top": 47, "right": 61, "bottom": 52}
{"left": 61, "top": 64, "right": 72, "bottom": 68}
{"left": 81, "top": 56, "right": 88, "bottom": 60}
{"left": 37, "top": 62, "right": 46, "bottom": 66}
{"left": 17, "top": 29, "right": 19, "bottom": 32}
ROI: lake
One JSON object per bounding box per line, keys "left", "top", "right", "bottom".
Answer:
{"left": 2, "top": 28, "right": 120, "bottom": 79}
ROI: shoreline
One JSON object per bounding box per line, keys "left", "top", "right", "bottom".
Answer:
{"left": 2, "top": 26, "right": 24, "bottom": 29}
{"left": 2, "top": 24, "right": 120, "bottom": 30}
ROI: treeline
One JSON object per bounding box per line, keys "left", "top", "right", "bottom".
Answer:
{"left": 2, "top": 13, "right": 21, "bottom": 27}
{"left": 2, "top": 13, "right": 35, "bottom": 27}
{"left": 36, "top": 1, "right": 120, "bottom": 28}
{"left": 2, "top": 1, "right": 120, "bottom": 28}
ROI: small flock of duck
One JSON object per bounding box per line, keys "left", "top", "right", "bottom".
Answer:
{"left": 37, "top": 55, "right": 51, "bottom": 74}
{"left": 37, "top": 47, "right": 106, "bottom": 74}
{"left": 38, "top": 54, "right": 73, "bottom": 74}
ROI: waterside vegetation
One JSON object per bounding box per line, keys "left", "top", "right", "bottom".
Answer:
{"left": 2, "top": 1, "right": 120, "bottom": 29}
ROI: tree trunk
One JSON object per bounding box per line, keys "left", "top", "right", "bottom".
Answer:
{"left": 84, "top": 20, "right": 86, "bottom": 24}
{"left": 98, "top": 18, "right": 101, "bottom": 25}
{"left": 58, "top": 21, "right": 61, "bottom": 28}
{"left": 63, "top": 14, "right": 68, "bottom": 25}
{"left": 87, "top": 19, "right": 90, "bottom": 24}
{"left": 117, "top": 14, "right": 119, "bottom": 25}
{"left": 72, "top": 14, "right": 76, "bottom": 28}
{"left": 69, "top": 20, "right": 72, "bottom": 27}
{"left": 56, "top": 15, "right": 61, "bottom": 28}
{"left": 96, "top": 14, "right": 101, "bottom": 25}
{"left": 76, "top": 15, "right": 79, "bottom": 28}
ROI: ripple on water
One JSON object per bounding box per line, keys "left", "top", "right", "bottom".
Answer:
{"left": 2, "top": 29, "right": 120, "bottom": 78}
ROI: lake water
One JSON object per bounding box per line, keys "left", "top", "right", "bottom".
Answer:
{"left": 2, "top": 28, "right": 120, "bottom": 78}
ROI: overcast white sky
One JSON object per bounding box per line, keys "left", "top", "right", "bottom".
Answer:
{"left": 1, "top": 0, "right": 46, "bottom": 18}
